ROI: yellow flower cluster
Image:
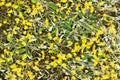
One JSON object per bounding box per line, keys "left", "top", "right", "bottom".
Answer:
{"left": 0, "top": 0, "right": 120, "bottom": 80}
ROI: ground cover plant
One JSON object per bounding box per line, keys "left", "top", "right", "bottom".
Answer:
{"left": 0, "top": 0, "right": 120, "bottom": 80}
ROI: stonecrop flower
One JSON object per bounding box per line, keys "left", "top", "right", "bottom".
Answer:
{"left": 60, "top": 0, "right": 67, "bottom": 3}
{"left": 0, "top": 0, "right": 119, "bottom": 80}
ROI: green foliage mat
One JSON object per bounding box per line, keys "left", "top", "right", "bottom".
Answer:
{"left": 0, "top": 0, "right": 120, "bottom": 80}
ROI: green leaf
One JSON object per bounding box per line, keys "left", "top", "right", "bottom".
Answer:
{"left": 78, "top": 12, "right": 83, "bottom": 19}
{"left": 53, "top": 50, "right": 59, "bottom": 54}
{"left": 83, "top": 55, "right": 93, "bottom": 60}
{"left": 80, "top": 21, "right": 92, "bottom": 32}
{"left": 88, "top": 14, "right": 95, "bottom": 19}
{"left": 48, "top": 2, "right": 57, "bottom": 11}
{"left": 19, "top": 48, "right": 26, "bottom": 54}
{"left": 38, "top": 28, "right": 43, "bottom": 33}
{"left": 26, "top": 50, "right": 32, "bottom": 59}
{"left": 31, "top": 0, "right": 37, "bottom": 4}
{"left": 65, "top": 30, "right": 70, "bottom": 37}
{"left": 80, "top": 30, "right": 91, "bottom": 36}
{"left": 56, "top": 27, "right": 59, "bottom": 37}
{"left": 17, "top": 43, "right": 24, "bottom": 48}
{"left": 7, "top": 37, "right": 13, "bottom": 43}
{"left": 64, "top": 21, "right": 72, "bottom": 31}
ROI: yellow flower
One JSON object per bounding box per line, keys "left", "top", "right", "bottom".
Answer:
{"left": 71, "top": 42, "right": 81, "bottom": 53}
{"left": 45, "top": 18, "right": 49, "bottom": 27}
{"left": 45, "top": 60, "right": 49, "bottom": 64}
{"left": 48, "top": 32, "right": 52, "bottom": 39}
{"left": 53, "top": 17, "right": 57, "bottom": 22}
{"left": 93, "top": 77, "right": 100, "bottom": 80}
{"left": 58, "top": 38, "right": 62, "bottom": 43}
{"left": 63, "top": 76, "right": 68, "bottom": 80}
{"left": 75, "top": 57, "right": 80, "bottom": 61}
{"left": 27, "top": 71, "right": 35, "bottom": 80}
{"left": 61, "top": 54, "right": 66, "bottom": 60}
{"left": 0, "top": 1, "right": 5, "bottom": 6}
{"left": 18, "top": 1, "right": 24, "bottom": 4}
{"left": 109, "top": 24, "right": 116, "bottom": 34}
{"left": 26, "top": 21, "right": 32, "bottom": 27}
{"left": 5, "top": 2, "right": 12, "bottom": 7}
{"left": 1, "top": 54, "right": 5, "bottom": 58}
{"left": 90, "top": 6, "right": 94, "bottom": 13}
{"left": 15, "top": 18, "right": 20, "bottom": 24}
{"left": 34, "top": 61, "right": 39, "bottom": 65}
{"left": 56, "top": 3, "right": 61, "bottom": 7}
{"left": 41, "top": 50, "right": 45, "bottom": 59}
{"left": 37, "top": 5, "right": 44, "bottom": 12}
{"left": 39, "top": 31, "right": 42, "bottom": 34}
{"left": 10, "top": 64, "right": 17, "bottom": 69}
{"left": 93, "top": 55, "right": 99, "bottom": 66}
{"left": 0, "top": 59, "right": 5, "bottom": 63}
{"left": 23, "top": 31, "right": 26, "bottom": 35}
{"left": 13, "top": 26, "right": 18, "bottom": 34}
{"left": 66, "top": 53, "right": 72, "bottom": 59}
{"left": 81, "top": 8, "right": 86, "bottom": 14}
{"left": 54, "top": 37, "right": 58, "bottom": 41}
{"left": 84, "top": 2, "right": 89, "bottom": 9}
{"left": 88, "top": 1, "right": 92, "bottom": 6}
{"left": 98, "top": 1, "right": 104, "bottom": 6}
{"left": 10, "top": 73, "right": 16, "bottom": 80}
{"left": 61, "top": 63, "right": 67, "bottom": 68}
{"left": 36, "top": 2, "right": 41, "bottom": 5}
{"left": 60, "top": 0, "right": 67, "bottom": 3}
{"left": 110, "top": 61, "right": 115, "bottom": 68}
{"left": 0, "top": 23, "right": 2, "bottom": 27}
{"left": 75, "top": 4, "right": 80, "bottom": 11}
{"left": 16, "top": 68, "right": 23, "bottom": 78}
{"left": 102, "top": 65, "right": 109, "bottom": 71}
{"left": 66, "top": 8, "right": 71, "bottom": 15}
{"left": 28, "top": 62, "right": 33, "bottom": 66}
{"left": 81, "top": 36, "right": 87, "bottom": 44}
{"left": 7, "top": 33, "right": 12, "bottom": 38}
{"left": 18, "top": 12, "right": 24, "bottom": 19}
{"left": 3, "top": 19, "right": 7, "bottom": 24}
{"left": 105, "top": 47, "right": 113, "bottom": 53}
{"left": 111, "top": 73, "right": 117, "bottom": 79}
{"left": 82, "top": 78, "right": 87, "bottom": 80}
{"left": 98, "top": 49, "right": 104, "bottom": 56}
{"left": 51, "top": 56, "right": 56, "bottom": 59}
{"left": 26, "top": 7, "right": 31, "bottom": 13}
{"left": 4, "top": 49, "right": 9, "bottom": 54}
{"left": 22, "top": 19, "right": 26, "bottom": 25}
{"left": 113, "top": 6, "right": 117, "bottom": 13}
{"left": 67, "top": 40, "right": 73, "bottom": 45}
{"left": 7, "top": 57, "right": 12, "bottom": 62}
{"left": 22, "top": 54, "right": 27, "bottom": 60}
{"left": 71, "top": 76, "right": 76, "bottom": 80}
{"left": 71, "top": 70, "right": 76, "bottom": 75}
{"left": 50, "top": 61, "right": 57, "bottom": 68}
{"left": 94, "top": 70, "right": 101, "bottom": 75}
{"left": 33, "top": 66, "right": 39, "bottom": 71}
{"left": 102, "top": 74, "right": 109, "bottom": 79}
{"left": 36, "top": 2, "right": 44, "bottom": 12}
{"left": 73, "top": 52, "right": 77, "bottom": 57}
{"left": 98, "top": 42, "right": 106, "bottom": 46}
{"left": 19, "top": 61, "right": 26, "bottom": 66}
{"left": 24, "top": 25, "right": 28, "bottom": 30}
{"left": 21, "top": 41, "right": 26, "bottom": 46}
{"left": 26, "top": 33, "right": 31, "bottom": 39}
{"left": 46, "top": 65, "right": 51, "bottom": 69}
{"left": 31, "top": 7, "right": 38, "bottom": 16}
{"left": 49, "top": 43, "right": 54, "bottom": 49}
{"left": 12, "top": 4, "right": 18, "bottom": 9}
